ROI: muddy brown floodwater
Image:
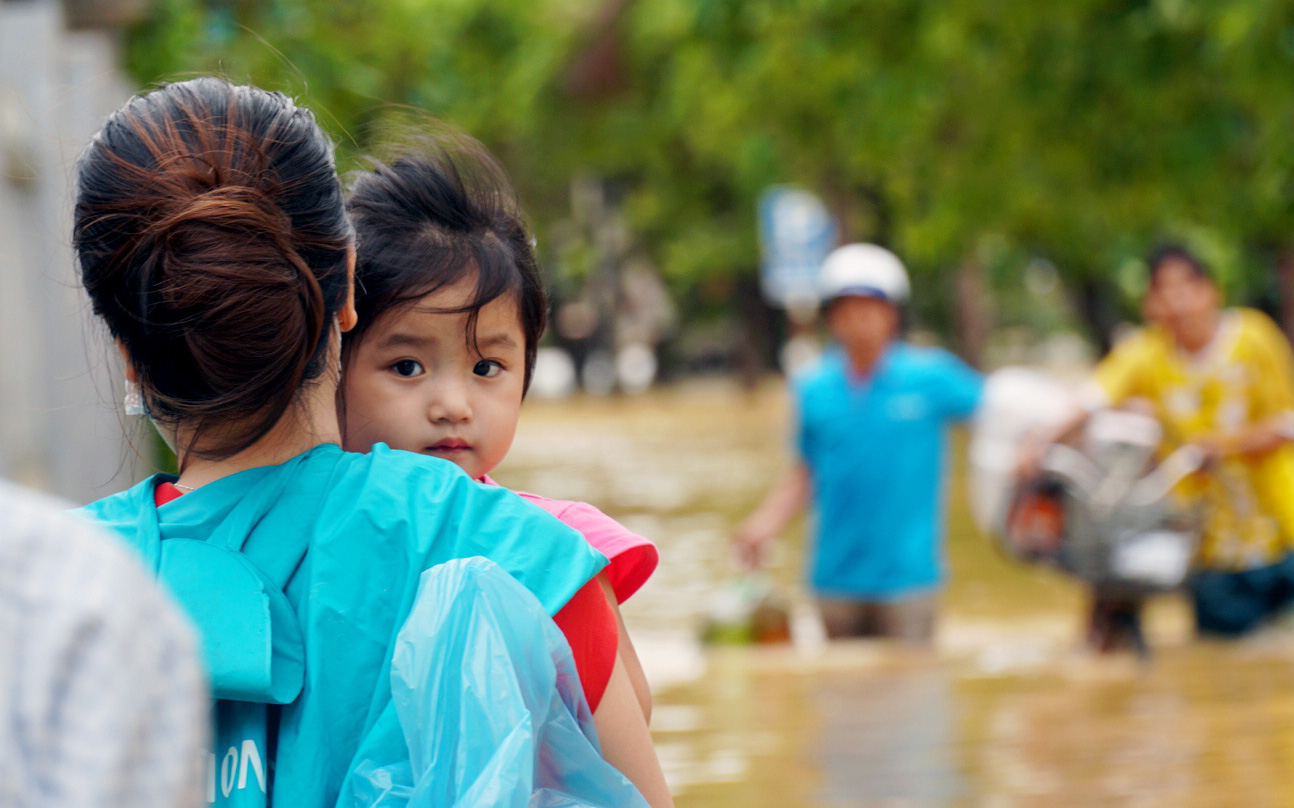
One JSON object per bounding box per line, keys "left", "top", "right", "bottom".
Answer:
{"left": 493, "top": 381, "right": 1294, "bottom": 808}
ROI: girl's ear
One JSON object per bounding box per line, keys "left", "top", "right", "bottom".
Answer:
{"left": 339, "top": 245, "right": 359, "bottom": 332}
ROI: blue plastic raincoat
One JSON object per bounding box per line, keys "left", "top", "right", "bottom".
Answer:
{"left": 76, "top": 443, "right": 607, "bottom": 807}
{"left": 350, "top": 557, "right": 650, "bottom": 808}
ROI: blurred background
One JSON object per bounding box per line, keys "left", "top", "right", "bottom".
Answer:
{"left": 6, "top": 0, "right": 1294, "bottom": 804}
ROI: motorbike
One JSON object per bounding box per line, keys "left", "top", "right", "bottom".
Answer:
{"left": 970, "top": 368, "right": 1202, "bottom": 654}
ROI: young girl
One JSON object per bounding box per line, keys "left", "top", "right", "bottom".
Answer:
{"left": 341, "top": 140, "right": 666, "bottom": 801}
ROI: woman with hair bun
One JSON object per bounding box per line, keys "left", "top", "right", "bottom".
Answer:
{"left": 72, "top": 77, "right": 660, "bottom": 807}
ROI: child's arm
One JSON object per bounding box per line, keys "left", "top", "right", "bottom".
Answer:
{"left": 600, "top": 572, "right": 651, "bottom": 721}
{"left": 554, "top": 574, "right": 671, "bottom": 805}
{"left": 595, "top": 651, "right": 675, "bottom": 808}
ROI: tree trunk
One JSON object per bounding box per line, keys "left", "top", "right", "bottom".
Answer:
{"left": 824, "top": 179, "right": 891, "bottom": 248}
{"left": 734, "top": 274, "right": 779, "bottom": 390}
{"left": 1074, "top": 277, "right": 1119, "bottom": 357}
{"left": 952, "top": 258, "right": 991, "bottom": 369}
{"left": 1275, "top": 247, "right": 1294, "bottom": 344}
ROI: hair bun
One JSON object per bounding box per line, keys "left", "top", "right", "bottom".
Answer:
{"left": 136, "top": 181, "right": 325, "bottom": 418}
{"left": 75, "top": 78, "right": 353, "bottom": 461}
{"left": 153, "top": 184, "right": 320, "bottom": 311}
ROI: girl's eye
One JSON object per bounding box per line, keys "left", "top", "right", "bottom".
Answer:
{"left": 391, "top": 359, "right": 425, "bottom": 378}
{"left": 473, "top": 360, "right": 503, "bottom": 379}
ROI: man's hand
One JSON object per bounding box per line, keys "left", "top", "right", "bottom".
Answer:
{"left": 731, "top": 463, "right": 811, "bottom": 572}
{"left": 732, "top": 516, "right": 777, "bottom": 572}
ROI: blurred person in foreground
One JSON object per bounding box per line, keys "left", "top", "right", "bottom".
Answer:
{"left": 0, "top": 479, "right": 207, "bottom": 807}
{"left": 1023, "top": 245, "right": 1294, "bottom": 638}
{"left": 734, "top": 244, "right": 984, "bottom": 643}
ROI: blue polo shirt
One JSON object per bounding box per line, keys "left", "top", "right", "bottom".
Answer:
{"left": 795, "top": 343, "right": 983, "bottom": 599}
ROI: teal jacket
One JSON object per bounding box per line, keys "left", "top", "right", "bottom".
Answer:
{"left": 76, "top": 443, "right": 606, "bottom": 807}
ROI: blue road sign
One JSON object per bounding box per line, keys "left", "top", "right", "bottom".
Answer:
{"left": 758, "top": 186, "right": 837, "bottom": 308}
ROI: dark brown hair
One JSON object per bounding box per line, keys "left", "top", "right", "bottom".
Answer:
{"left": 342, "top": 136, "right": 546, "bottom": 392}
{"left": 74, "top": 78, "right": 353, "bottom": 461}
{"left": 1148, "top": 243, "right": 1211, "bottom": 286}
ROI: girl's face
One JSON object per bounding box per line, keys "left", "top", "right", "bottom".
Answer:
{"left": 342, "top": 277, "right": 527, "bottom": 480}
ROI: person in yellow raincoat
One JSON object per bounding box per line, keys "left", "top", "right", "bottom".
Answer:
{"left": 1034, "top": 244, "right": 1294, "bottom": 637}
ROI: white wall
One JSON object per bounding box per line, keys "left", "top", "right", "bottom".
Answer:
{"left": 0, "top": 0, "right": 146, "bottom": 502}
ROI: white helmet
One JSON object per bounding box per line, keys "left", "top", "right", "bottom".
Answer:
{"left": 818, "top": 243, "right": 910, "bottom": 304}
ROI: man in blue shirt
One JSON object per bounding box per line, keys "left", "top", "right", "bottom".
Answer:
{"left": 735, "top": 244, "right": 984, "bottom": 643}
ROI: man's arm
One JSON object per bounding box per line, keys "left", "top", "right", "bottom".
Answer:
{"left": 1016, "top": 405, "right": 1092, "bottom": 479}
{"left": 1191, "top": 418, "right": 1294, "bottom": 464}
{"left": 935, "top": 351, "right": 985, "bottom": 421}
{"left": 1015, "top": 330, "right": 1156, "bottom": 479}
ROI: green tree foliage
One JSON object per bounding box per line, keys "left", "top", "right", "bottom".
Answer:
{"left": 124, "top": 0, "right": 1294, "bottom": 344}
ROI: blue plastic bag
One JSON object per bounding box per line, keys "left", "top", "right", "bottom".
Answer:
{"left": 349, "top": 557, "right": 651, "bottom": 808}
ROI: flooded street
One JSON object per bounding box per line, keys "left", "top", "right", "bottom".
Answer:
{"left": 493, "top": 383, "right": 1294, "bottom": 807}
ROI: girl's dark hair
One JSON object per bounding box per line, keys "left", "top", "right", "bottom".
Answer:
{"left": 1147, "top": 243, "right": 1211, "bottom": 284}
{"left": 74, "top": 77, "right": 353, "bottom": 462}
{"left": 343, "top": 136, "right": 546, "bottom": 392}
